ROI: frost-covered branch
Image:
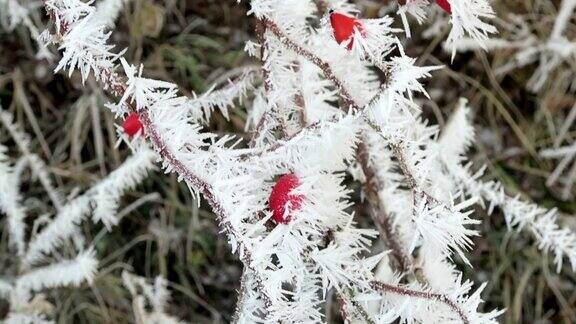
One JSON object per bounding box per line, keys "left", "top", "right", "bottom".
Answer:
{"left": 187, "top": 68, "right": 258, "bottom": 123}
{"left": 43, "top": 1, "right": 282, "bottom": 313}
{"left": 0, "top": 0, "right": 53, "bottom": 59}
{"left": 36, "top": 0, "right": 576, "bottom": 322}
{"left": 91, "top": 145, "right": 157, "bottom": 229}
{"left": 397, "top": 0, "right": 497, "bottom": 57}
{"left": 1, "top": 93, "right": 156, "bottom": 323}
{"left": 0, "top": 143, "right": 26, "bottom": 256}
{"left": 14, "top": 249, "right": 98, "bottom": 301}
{"left": 0, "top": 107, "right": 63, "bottom": 210}
{"left": 450, "top": 0, "right": 576, "bottom": 92}
{"left": 357, "top": 140, "right": 413, "bottom": 273}
{"left": 122, "top": 271, "right": 186, "bottom": 324}
{"left": 439, "top": 101, "right": 576, "bottom": 272}
{"left": 261, "top": 11, "right": 476, "bottom": 262}
{"left": 371, "top": 281, "right": 470, "bottom": 323}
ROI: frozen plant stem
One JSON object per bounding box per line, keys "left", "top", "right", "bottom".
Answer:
{"left": 232, "top": 269, "right": 249, "bottom": 324}
{"left": 41, "top": 1, "right": 280, "bottom": 313}
{"left": 550, "top": 0, "right": 576, "bottom": 39}
{"left": 141, "top": 88, "right": 276, "bottom": 314}
{"left": 357, "top": 141, "right": 412, "bottom": 273}
{"left": 340, "top": 288, "right": 376, "bottom": 324}
{"left": 250, "top": 18, "right": 282, "bottom": 146}
{"left": 370, "top": 281, "right": 470, "bottom": 324}
{"left": 0, "top": 108, "right": 63, "bottom": 210}
{"left": 263, "top": 19, "right": 358, "bottom": 109}
{"left": 240, "top": 32, "right": 413, "bottom": 278}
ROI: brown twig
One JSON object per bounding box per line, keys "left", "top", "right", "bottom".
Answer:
{"left": 338, "top": 290, "right": 376, "bottom": 324}
{"left": 43, "top": 2, "right": 274, "bottom": 312}
{"left": 232, "top": 268, "right": 249, "bottom": 324}
{"left": 370, "top": 281, "right": 470, "bottom": 324}
{"left": 357, "top": 141, "right": 412, "bottom": 273}
{"left": 241, "top": 120, "right": 325, "bottom": 160}
{"left": 264, "top": 19, "right": 358, "bottom": 109}
{"left": 250, "top": 18, "right": 288, "bottom": 145}
{"left": 389, "top": 142, "right": 444, "bottom": 206}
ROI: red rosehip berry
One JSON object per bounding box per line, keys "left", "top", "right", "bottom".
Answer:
{"left": 268, "top": 173, "right": 303, "bottom": 224}
{"left": 329, "top": 11, "right": 365, "bottom": 50}
{"left": 123, "top": 112, "right": 144, "bottom": 137}
{"left": 435, "top": 0, "right": 452, "bottom": 14}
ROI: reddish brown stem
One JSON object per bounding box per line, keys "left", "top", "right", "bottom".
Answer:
{"left": 370, "top": 281, "right": 470, "bottom": 324}
{"left": 357, "top": 141, "right": 412, "bottom": 273}
{"left": 251, "top": 19, "right": 288, "bottom": 144}
{"left": 263, "top": 19, "right": 358, "bottom": 110}
{"left": 43, "top": 2, "right": 274, "bottom": 311}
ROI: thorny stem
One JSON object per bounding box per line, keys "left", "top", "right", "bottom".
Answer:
{"left": 250, "top": 18, "right": 289, "bottom": 146}
{"left": 294, "top": 91, "right": 307, "bottom": 127}
{"left": 142, "top": 108, "right": 275, "bottom": 312}
{"left": 335, "top": 294, "right": 350, "bottom": 322}
{"left": 389, "top": 142, "right": 446, "bottom": 207}
{"left": 232, "top": 268, "right": 249, "bottom": 323}
{"left": 363, "top": 113, "right": 446, "bottom": 209}
{"left": 249, "top": 19, "right": 272, "bottom": 148}
{"left": 370, "top": 281, "right": 471, "bottom": 324}
{"left": 248, "top": 112, "right": 269, "bottom": 148}
{"left": 264, "top": 19, "right": 358, "bottom": 109}
{"left": 337, "top": 290, "right": 376, "bottom": 324}
{"left": 357, "top": 141, "right": 412, "bottom": 273}
{"left": 43, "top": 3, "right": 274, "bottom": 314}
{"left": 265, "top": 17, "right": 445, "bottom": 278}
{"left": 240, "top": 119, "right": 329, "bottom": 160}
{"left": 255, "top": 19, "right": 270, "bottom": 93}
